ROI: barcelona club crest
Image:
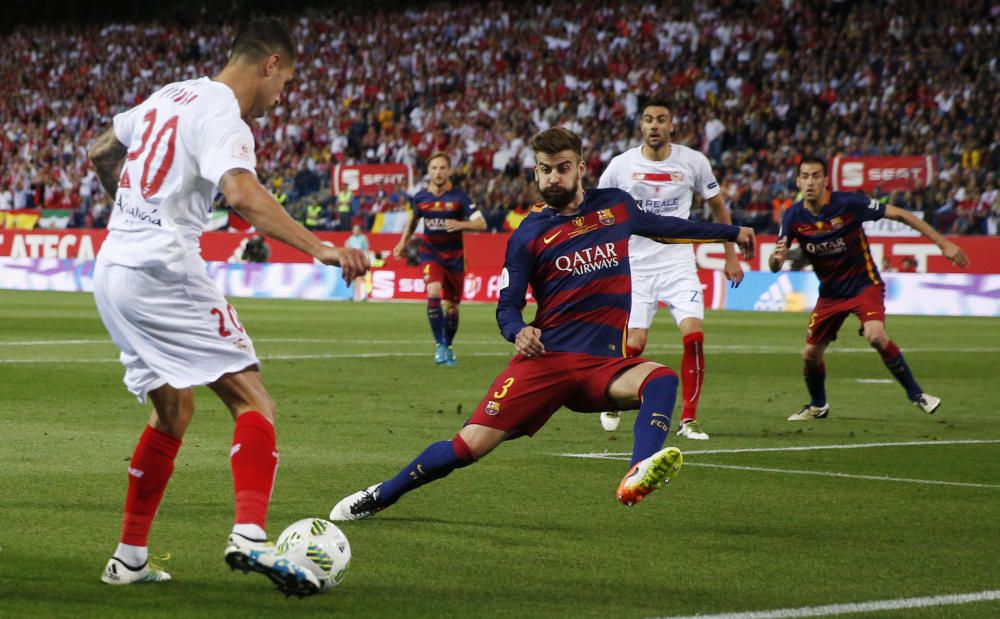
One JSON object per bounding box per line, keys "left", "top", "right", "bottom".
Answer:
{"left": 598, "top": 208, "right": 615, "bottom": 225}
{"left": 485, "top": 400, "right": 501, "bottom": 416}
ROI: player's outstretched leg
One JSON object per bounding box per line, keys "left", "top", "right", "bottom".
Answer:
{"left": 330, "top": 434, "right": 475, "bottom": 521}
{"left": 102, "top": 425, "right": 181, "bottom": 585}
{"left": 677, "top": 332, "right": 709, "bottom": 440}
{"left": 617, "top": 368, "right": 683, "bottom": 506}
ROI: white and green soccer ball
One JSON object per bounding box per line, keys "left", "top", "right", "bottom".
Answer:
{"left": 276, "top": 518, "right": 351, "bottom": 591}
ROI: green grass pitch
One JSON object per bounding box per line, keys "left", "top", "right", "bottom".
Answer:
{"left": 1, "top": 290, "right": 998, "bottom": 618}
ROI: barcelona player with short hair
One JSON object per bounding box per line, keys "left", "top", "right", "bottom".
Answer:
{"left": 769, "top": 155, "right": 969, "bottom": 420}
{"left": 393, "top": 152, "right": 486, "bottom": 366}
{"left": 330, "top": 128, "right": 756, "bottom": 520}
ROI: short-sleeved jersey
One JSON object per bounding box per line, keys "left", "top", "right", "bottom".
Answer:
{"left": 779, "top": 191, "right": 886, "bottom": 299}
{"left": 598, "top": 144, "right": 721, "bottom": 275}
{"left": 411, "top": 187, "right": 478, "bottom": 272}
{"left": 99, "top": 77, "right": 257, "bottom": 272}
{"left": 497, "top": 188, "right": 738, "bottom": 358}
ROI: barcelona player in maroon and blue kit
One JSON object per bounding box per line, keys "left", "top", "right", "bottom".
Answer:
{"left": 393, "top": 152, "right": 486, "bottom": 366}
{"left": 770, "top": 155, "right": 969, "bottom": 420}
{"left": 330, "top": 128, "right": 755, "bottom": 520}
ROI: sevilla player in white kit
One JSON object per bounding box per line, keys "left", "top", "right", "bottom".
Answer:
{"left": 88, "top": 19, "right": 367, "bottom": 596}
{"left": 597, "top": 97, "right": 743, "bottom": 440}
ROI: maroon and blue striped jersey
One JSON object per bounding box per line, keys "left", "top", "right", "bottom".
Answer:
{"left": 411, "top": 187, "right": 477, "bottom": 272}
{"left": 779, "top": 191, "right": 886, "bottom": 299}
{"left": 497, "top": 188, "right": 739, "bottom": 358}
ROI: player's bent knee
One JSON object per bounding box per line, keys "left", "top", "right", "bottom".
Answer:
{"left": 452, "top": 434, "right": 477, "bottom": 463}
{"left": 640, "top": 366, "right": 678, "bottom": 392}
{"left": 457, "top": 424, "right": 505, "bottom": 460}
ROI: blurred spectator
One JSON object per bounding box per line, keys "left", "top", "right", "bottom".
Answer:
{"left": 241, "top": 235, "right": 271, "bottom": 263}
{"left": 0, "top": 1, "right": 996, "bottom": 234}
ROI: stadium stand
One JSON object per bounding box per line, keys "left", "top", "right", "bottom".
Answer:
{"left": 0, "top": 0, "right": 997, "bottom": 233}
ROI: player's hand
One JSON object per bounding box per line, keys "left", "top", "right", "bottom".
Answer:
{"left": 771, "top": 237, "right": 789, "bottom": 263}
{"left": 724, "top": 254, "right": 744, "bottom": 288}
{"left": 392, "top": 240, "right": 407, "bottom": 259}
{"left": 735, "top": 227, "right": 756, "bottom": 260}
{"left": 318, "top": 246, "right": 370, "bottom": 281}
{"left": 444, "top": 220, "right": 463, "bottom": 233}
{"left": 941, "top": 240, "right": 969, "bottom": 268}
{"left": 514, "top": 326, "right": 545, "bottom": 357}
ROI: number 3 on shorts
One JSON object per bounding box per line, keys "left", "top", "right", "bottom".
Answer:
{"left": 493, "top": 377, "right": 515, "bottom": 399}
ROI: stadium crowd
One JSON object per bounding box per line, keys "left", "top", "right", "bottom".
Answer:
{"left": 1, "top": 0, "right": 998, "bottom": 234}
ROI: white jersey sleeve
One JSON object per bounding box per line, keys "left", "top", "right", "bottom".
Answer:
{"left": 197, "top": 110, "right": 257, "bottom": 186}
{"left": 113, "top": 106, "right": 140, "bottom": 147}
{"left": 694, "top": 151, "right": 721, "bottom": 200}
{"left": 597, "top": 158, "right": 618, "bottom": 189}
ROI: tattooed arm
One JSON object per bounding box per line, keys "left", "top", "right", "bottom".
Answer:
{"left": 88, "top": 128, "right": 128, "bottom": 197}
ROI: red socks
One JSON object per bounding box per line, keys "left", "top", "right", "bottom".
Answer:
{"left": 231, "top": 411, "right": 278, "bottom": 530}
{"left": 680, "top": 332, "right": 705, "bottom": 421}
{"left": 121, "top": 425, "right": 182, "bottom": 546}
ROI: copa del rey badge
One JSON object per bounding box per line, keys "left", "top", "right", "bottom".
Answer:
{"left": 598, "top": 208, "right": 615, "bottom": 225}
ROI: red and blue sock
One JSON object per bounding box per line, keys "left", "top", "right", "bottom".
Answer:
{"left": 630, "top": 368, "right": 679, "bottom": 466}
{"left": 445, "top": 308, "right": 459, "bottom": 346}
{"left": 878, "top": 341, "right": 923, "bottom": 400}
{"left": 804, "top": 361, "right": 827, "bottom": 407}
{"left": 378, "top": 435, "right": 474, "bottom": 507}
{"left": 427, "top": 298, "right": 446, "bottom": 346}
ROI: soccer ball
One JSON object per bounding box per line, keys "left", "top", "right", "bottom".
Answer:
{"left": 276, "top": 518, "right": 351, "bottom": 591}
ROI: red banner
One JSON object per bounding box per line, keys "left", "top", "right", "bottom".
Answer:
{"left": 830, "top": 156, "right": 934, "bottom": 192}
{"left": 332, "top": 163, "right": 413, "bottom": 196}
{"left": 0, "top": 230, "right": 995, "bottom": 275}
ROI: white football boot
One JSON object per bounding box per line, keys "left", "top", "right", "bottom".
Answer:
{"left": 101, "top": 556, "right": 171, "bottom": 585}
{"left": 912, "top": 393, "right": 941, "bottom": 414}
{"left": 330, "top": 484, "right": 383, "bottom": 521}
{"left": 787, "top": 403, "right": 830, "bottom": 421}
{"left": 677, "top": 419, "right": 710, "bottom": 440}
{"left": 599, "top": 412, "right": 621, "bottom": 432}
{"left": 224, "top": 533, "right": 320, "bottom": 597}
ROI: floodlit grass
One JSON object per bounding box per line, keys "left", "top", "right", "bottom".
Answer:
{"left": 1, "top": 290, "right": 998, "bottom": 618}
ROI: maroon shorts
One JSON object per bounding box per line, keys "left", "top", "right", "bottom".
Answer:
{"left": 467, "top": 352, "right": 650, "bottom": 437}
{"left": 423, "top": 262, "right": 463, "bottom": 304}
{"left": 806, "top": 284, "right": 886, "bottom": 345}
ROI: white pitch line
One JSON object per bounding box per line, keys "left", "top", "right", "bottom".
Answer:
{"left": 856, "top": 378, "right": 893, "bottom": 383}
{"left": 652, "top": 589, "right": 1000, "bottom": 619}
{"left": 684, "top": 462, "right": 1000, "bottom": 489}
{"left": 0, "top": 351, "right": 515, "bottom": 364}
{"left": 560, "top": 439, "right": 1000, "bottom": 460}
{"left": 1, "top": 338, "right": 999, "bottom": 355}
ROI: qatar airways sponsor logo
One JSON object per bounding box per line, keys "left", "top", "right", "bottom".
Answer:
{"left": 424, "top": 217, "right": 450, "bottom": 231}
{"left": 554, "top": 242, "right": 620, "bottom": 275}
{"left": 805, "top": 237, "right": 848, "bottom": 256}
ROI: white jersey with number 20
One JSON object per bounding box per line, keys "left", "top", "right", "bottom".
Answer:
{"left": 100, "top": 77, "right": 257, "bottom": 271}
{"left": 598, "top": 144, "right": 720, "bottom": 276}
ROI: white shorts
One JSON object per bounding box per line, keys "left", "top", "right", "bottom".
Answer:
{"left": 93, "top": 258, "right": 260, "bottom": 403}
{"left": 627, "top": 269, "right": 705, "bottom": 329}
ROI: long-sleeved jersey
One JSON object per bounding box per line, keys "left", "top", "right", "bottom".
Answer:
{"left": 497, "top": 188, "right": 739, "bottom": 357}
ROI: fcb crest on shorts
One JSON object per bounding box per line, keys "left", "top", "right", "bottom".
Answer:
{"left": 598, "top": 208, "right": 615, "bottom": 225}
{"left": 485, "top": 400, "right": 501, "bottom": 416}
